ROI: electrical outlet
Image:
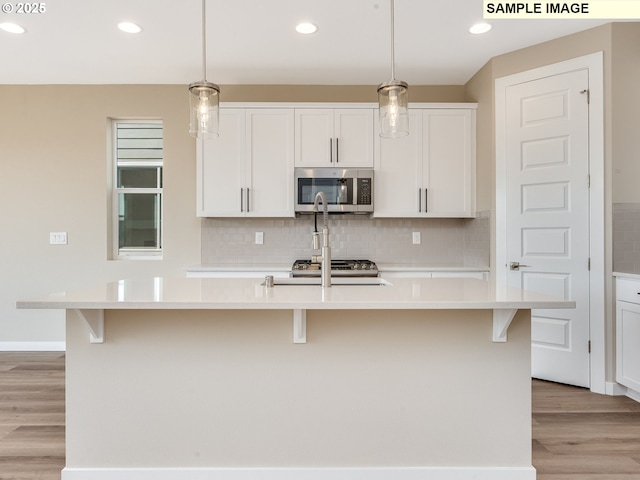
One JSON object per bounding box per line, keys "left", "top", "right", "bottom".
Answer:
{"left": 412, "top": 232, "right": 421, "bottom": 245}
{"left": 255, "top": 232, "right": 264, "bottom": 245}
{"left": 50, "top": 232, "right": 68, "bottom": 245}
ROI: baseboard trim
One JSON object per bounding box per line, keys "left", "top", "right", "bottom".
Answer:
{"left": 0, "top": 341, "right": 65, "bottom": 352}
{"left": 627, "top": 388, "right": 640, "bottom": 403}
{"left": 606, "top": 381, "right": 629, "bottom": 396}
{"left": 62, "top": 466, "right": 536, "bottom": 480}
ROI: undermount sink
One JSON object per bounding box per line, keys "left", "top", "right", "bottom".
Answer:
{"left": 261, "top": 277, "right": 391, "bottom": 287}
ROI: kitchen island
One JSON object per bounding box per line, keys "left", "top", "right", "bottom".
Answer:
{"left": 17, "top": 276, "right": 573, "bottom": 480}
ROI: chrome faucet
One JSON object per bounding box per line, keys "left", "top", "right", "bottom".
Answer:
{"left": 312, "top": 191, "right": 331, "bottom": 287}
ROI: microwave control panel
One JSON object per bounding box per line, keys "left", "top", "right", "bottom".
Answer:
{"left": 357, "top": 178, "right": 373, "bottom": 205}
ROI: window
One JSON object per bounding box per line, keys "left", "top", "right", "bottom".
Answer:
{"left": 112, "top": 120, "right": 163, "bottom": 259}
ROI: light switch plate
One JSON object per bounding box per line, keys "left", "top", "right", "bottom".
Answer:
{"left": 412, "top": 232, "right": 421, "bottom": 245}
{"left": 50, "top": 232, "right": 68, "bottom": 245}
{"left": 255, "top": 232, "right": 264, "bottom": 245}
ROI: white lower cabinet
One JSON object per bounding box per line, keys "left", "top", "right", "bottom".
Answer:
{"left": 197, "top": 108, "right": 295, "bottom": 217}
{"left": 380, "top": 270, "right": 488, "bottom": 280}
{"left": 380, "top": 271, "right": 432, "bottom": 279}
{"left": 374, "top": 106, "right": 476, "bottom": 218}
{"left": 616, "top": 277, "right": 640, "bottom": 395}
{"left": 186, "top": 270, "right": 290, "bottom": 279}
{"left": 431, "top": 271, "right": 488, "bottom": 280}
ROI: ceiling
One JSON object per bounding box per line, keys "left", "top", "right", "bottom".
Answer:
{"left": 0, "top": 0, "right": 614, "bottom": 86}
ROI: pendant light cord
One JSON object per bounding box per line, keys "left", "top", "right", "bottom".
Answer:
{"left": 390, "top": 0, "right": 396, "bottom": 81}
{"left": 201, "top": 0, "right": 207, "bottom": 81}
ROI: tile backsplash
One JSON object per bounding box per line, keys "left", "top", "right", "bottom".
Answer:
{"left": 201, "top": 211, "right": 490, "bottom": 267}
{"left": 613, "top": 203, "right": 640, "bottom": 273}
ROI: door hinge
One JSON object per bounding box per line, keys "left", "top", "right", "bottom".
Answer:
{"left": 580, "top": 89, "right": 590, "bottom": 104}
{"left": 587, "top": 174, "right": 591, "bottom": 188}
{"left": 588, "top": 340, "right": 591, "bottom": 353}
{"left": 588, "top": 257, "right": 591, "bottom": 271}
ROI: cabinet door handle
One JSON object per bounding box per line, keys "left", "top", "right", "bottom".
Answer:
{"left": 240, "top": 188, "right": 244, "bottom": 212}
{"left": 418, "top": 188, "right": 422, "bottom": 212}
{"left": 425, "top": 188, "right": 428, "bottom": 213}
{"left": 246, "top": 188, "right": 250, "bottom": 213}
{"left": 336, "top": 138, "right": 339, "bottom": 163}
{"left": 329, "top": 138, "right": 333, "bottom": 163}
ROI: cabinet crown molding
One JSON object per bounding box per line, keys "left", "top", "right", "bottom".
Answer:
{"left": 219, "top": 102, "right": 477, "bottom": 110}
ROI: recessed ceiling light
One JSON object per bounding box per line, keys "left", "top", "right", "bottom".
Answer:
{"left": 295, "top": 22, "right": 318, "bottom": 35}
{"left": 0, "top": 22, "right": 26, "bottom": 34}
{"left": 118, "top": 22, "right": 143, "bottom": 34}
{"left": 469, "top": 22, "right": 492, "bottom": 35}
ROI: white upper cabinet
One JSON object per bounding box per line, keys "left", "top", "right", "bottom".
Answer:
{"left": 294, "top": 109, "right": 374, "bottom": 168}
{"left": 197, "top": 103, "right": 474, "bottom": 219}
{"left": 198, "top": 109, "right": 245, "bottom": 217}
{"left": 374, "top": 110, "right": 423, "bottom": 218}
{"left": 423, "top": 109, "right": 476, "bottom": 216}
{"left": 197, "top": 108, "right": 295, "bottom": 217}
{"left": 245, "top": 109, "right": 296, "bottom": 217}
{"left": 374, "top": 106, "right": 476, "bottom": 218}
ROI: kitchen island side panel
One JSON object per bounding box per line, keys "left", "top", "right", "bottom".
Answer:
{"left": 65, "top": 308, "right": 532, "bottom": 469}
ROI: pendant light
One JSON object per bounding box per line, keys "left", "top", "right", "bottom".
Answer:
{"left": 377, "top": 0, "right": 409, "bottom": 138}
{"left": 189, "top": 0, "right": 220, "bottom": 139}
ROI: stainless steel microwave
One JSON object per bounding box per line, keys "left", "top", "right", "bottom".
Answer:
{"left": 294, "top": 168, "right": 374, "bottom": 213}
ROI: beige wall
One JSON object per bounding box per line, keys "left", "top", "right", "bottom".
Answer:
{"left": 465, "top": 22, "right": 616, "bottom": 210}
{"left": 611, "top": 23, "right": 640, "bottom": 203}
{"left": 484, "top": 24, "right": 615, "bottom": 276}
{"left": 5, "top": 23, "right": 639, "bottom": 351}
{"left": 464, "top": 22, "right": 640, "bottom": 384}
{"left": 464, "top": 23, "right": 615, "bottom": 278}
{"left": 0, "top": 85, "right": 201, "bottom": 346}
{"left": 0, "top": 84, "right": 465, "bottom": 347}
{"left": 464, "top": 63, "right": 494, "bottom": 215}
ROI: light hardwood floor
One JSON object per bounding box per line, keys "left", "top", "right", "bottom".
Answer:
{"left": 1, "top": 352, "right": 639, "bottom": 479}
{"left": 0, "top": 352, "right": 65, "bottom": 480}
{"left": 533, "top": 378, "right": 640, "bottom": 479}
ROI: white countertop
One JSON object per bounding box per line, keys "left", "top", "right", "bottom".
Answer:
{"left": 613, "top": 272, "right": 640, "bottom": 281}
{"left": 17, "top": 276, "right": 573, "bottom": 311}
{"left": 186, "top": 264, "right": 490, "bottom": 273}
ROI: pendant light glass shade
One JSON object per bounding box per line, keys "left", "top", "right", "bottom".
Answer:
{"left": 378, "top": 0, "right": 409, "bottom": 138}
{"left": 189, "top": 80, "right": 220, "bottom": 139}
{"left": 378, "top": 80, "right": 409, "bottom": 138}
{"left": 189, "top": 0, "right": 219, "bottom": 139}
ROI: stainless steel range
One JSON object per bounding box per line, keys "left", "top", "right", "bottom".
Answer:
{"left": 292, "top": 259, "right": 378, "bottom": 277}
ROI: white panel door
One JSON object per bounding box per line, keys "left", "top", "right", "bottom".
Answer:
{"left": 505, "top": 69, "right": 591, "bottom": 387}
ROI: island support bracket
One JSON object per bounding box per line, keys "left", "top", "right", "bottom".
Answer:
{"left": 75, "top": 309, "right": 104, "bottom": 344}
{"left": 293, "top": 309, "right": 306, "bottom": 344}
{"left": 493, "top": 309, "right": 517, "bottom": 342}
